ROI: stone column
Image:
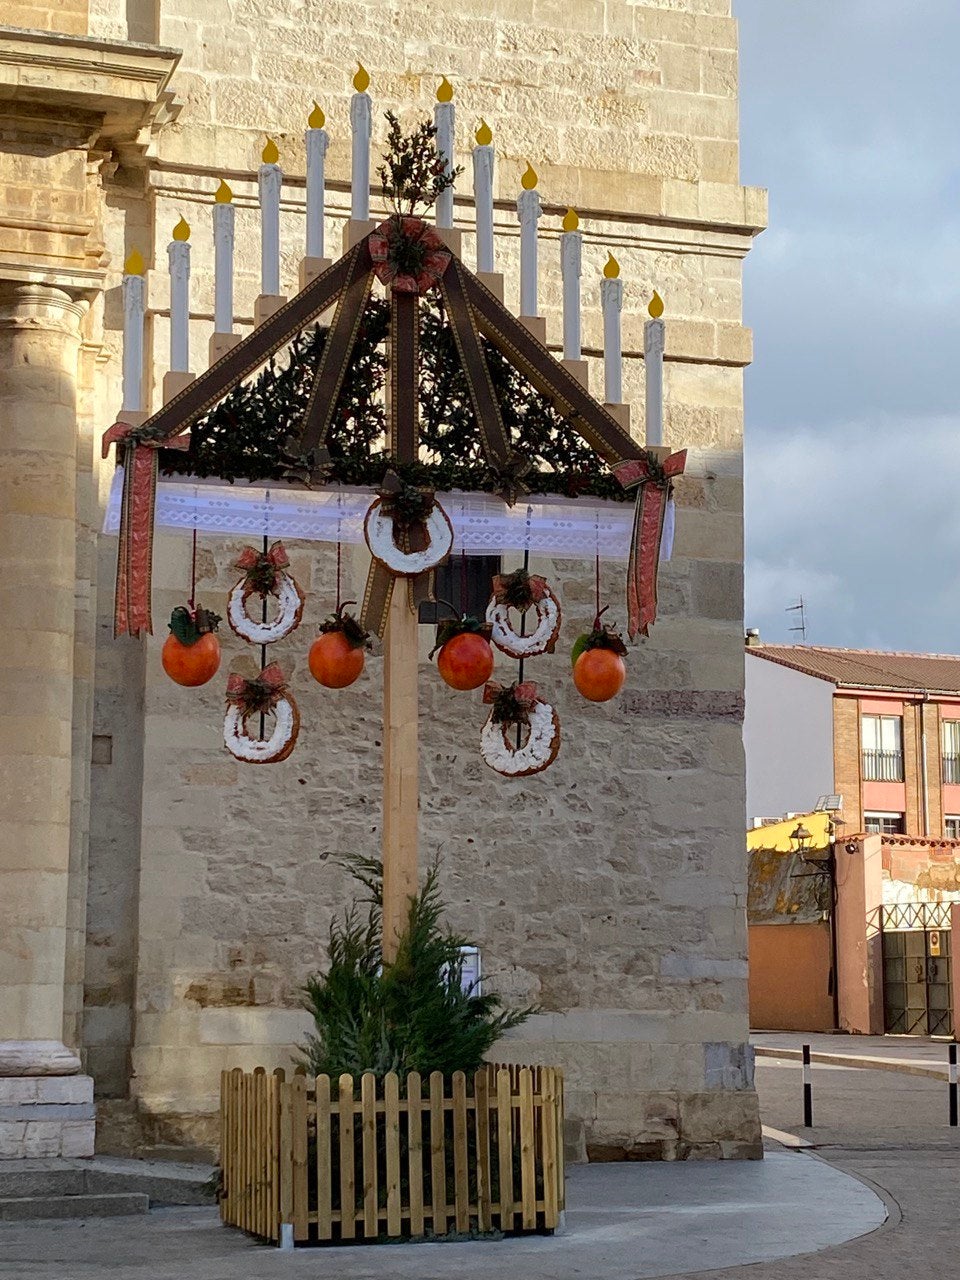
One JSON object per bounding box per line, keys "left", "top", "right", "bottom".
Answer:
{"left": 0, "top": 282, "right": 95, "bottom": 1157}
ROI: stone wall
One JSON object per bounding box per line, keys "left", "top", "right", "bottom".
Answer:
{"left": 80, "top": 0, "right": 764, "bottom": 1158}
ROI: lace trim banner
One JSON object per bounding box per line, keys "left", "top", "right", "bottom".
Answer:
{"left": 103, "top": 470, "right": 633, "bottom": 560}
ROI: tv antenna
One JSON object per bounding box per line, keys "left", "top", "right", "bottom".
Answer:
{"left": 786, "top": 596, "right": 807, "bottom": 642}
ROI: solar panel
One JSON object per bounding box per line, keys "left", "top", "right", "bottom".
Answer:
{"left": 814, "top": 794, "right": 843, "bottom": 812}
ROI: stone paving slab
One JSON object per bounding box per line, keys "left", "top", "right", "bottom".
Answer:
{"left": 0, "top": 1152, "right": 885, "bottom": 1280}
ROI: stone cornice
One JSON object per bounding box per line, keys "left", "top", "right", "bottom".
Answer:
{"left": 0, "top": 26, "right": 180, "bottom": 146}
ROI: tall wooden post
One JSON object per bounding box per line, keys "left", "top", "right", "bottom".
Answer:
{"left": 381, "top": 289, "right": 421, "bottom": 963}
{"left": 381, "top": 584, "right": 419, "bottom": 962}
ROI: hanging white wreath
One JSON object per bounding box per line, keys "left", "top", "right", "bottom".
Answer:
{"left": 227, "top": 542, "right": 305, "bottom": 645}
{"left": 485, "top": 570, "right": 561, "bottom": 659}
{"left": 364, "top": 495, "right": 453, "bottom": 576}
{"left": 479, "top": 682, "right": 561, "bottom": 778}
{"left": 223, "top": 667, "right": 300, "bottom": 764}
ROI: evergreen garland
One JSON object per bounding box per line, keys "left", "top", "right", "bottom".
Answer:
{"left": 160, "top": 296, "right": 630, "bottom": 502}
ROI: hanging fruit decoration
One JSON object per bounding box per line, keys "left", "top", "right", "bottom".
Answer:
{"left": 485, "top": 568, "right": 561, "bottom": 659}
{"left": 162, "top": 605, "right": 222, "bottom": 687}
{"left": 223, "top": 664, "right": 300, "bottom": 764}
{"left": 479, "top": 680, "right": 561, "bottom": 777}
{"left": 309, "top": 603, "right": 371, "bottom": 689}
{"left": 571, "top": 608, "right": 628, "bottom": 703}
{"left": 430, "top": 617, "right": 495, "bottom": 691}
{"left": 227, "top": 541, "right": 305, "bottom": 645}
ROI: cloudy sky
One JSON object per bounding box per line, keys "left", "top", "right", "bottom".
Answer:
{"left": 735, "top": 0, "right": 960, "bottom": 650}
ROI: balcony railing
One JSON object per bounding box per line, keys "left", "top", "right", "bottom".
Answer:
{"left": 943, "top": 755, "right": 960, "bottom": 785}
{"left": 861, "top": 749, "right": 904, "bottom": 782}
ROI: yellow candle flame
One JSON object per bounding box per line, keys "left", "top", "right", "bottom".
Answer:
{"left": 353, "top": 62, "right": 370, "bottom": 92}
{"left": 308, "top": 101, "right": 325, "bottom": 128}
{"left": 172, "top": 215, "right": 190, "bottom": 242}
{"left": 124, "top": 248, "right": 145, "bottom": 276}
{"left": 520, "top": 162, "right": 538, "bottom": 191}
{"left": 648, "top": 290, "right": 664, "bottom": 318}
{"left": 436, "top": 75, "right": 453, "bottom": 102}
{"left": 562, "top": 207, "right": 579, "bottom": 232}
{"left": 603, "top": 252, "right": 620, "bottom": 279}
{"left": 262, "top": 137, "right": 279, "bottom": 164}
{"left": 215, "top": 178, "right": 233, "bottom": 203}
{"left": 475, "top": 118, "right": 493, "bottom": 146}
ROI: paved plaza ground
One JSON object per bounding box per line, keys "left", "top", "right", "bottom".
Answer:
{"left": 3, "top": 1035, "right": 960, "bottom": 1279}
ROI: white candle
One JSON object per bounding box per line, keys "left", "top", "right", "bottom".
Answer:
{"left": 434, "top": 77, "right": 455, "bottom": 229}
{"left": 213, "top": 179, "right": 235, "bottom": 333}
{"left": 644, "top": 291, "right": 665, "bottom": 446}
{"left": 560, "top": 208, "right": 582, "bottom": 361}
{"left": 121, "top": 248, "right": 145, "bottom": 412}
{"left": 258, "top": 138, "right": 282, "bottom": 296}
{"left": 472, "top": 119, "right": 495, "bottom": 272}
{"left": 516, "top": 163, "right": 541, "bottom": 317}
{"left": 601, "top": 253, "right": 623, "bottom": 404}
{"left": 350, "top": 63, "right": 371, "bottom": 221}
{"left": 306, "top": 102, "right": 329, "bottom": 258}
{"left": 167, "top": 217, "right": 190, "bottom": 373}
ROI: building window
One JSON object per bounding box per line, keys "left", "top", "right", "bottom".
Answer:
{"left": 418, "top": 555, "right": 501, "bottom": 626}
{"left": 861, "top": 714, "right": 904, "bottom": 782}
{"left": 943, "top": 721, "right": 960, "bottom": 784}
{"left": 864, "top": 812, "right": 905, "bottom": 835}
{"left": 946, "top": 816, "right": 960, "bottom": 840}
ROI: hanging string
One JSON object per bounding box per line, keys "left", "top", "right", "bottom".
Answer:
{"left": 516, "top": 546, "right": 530, "bottom": 750}
{"left": 336, "top": 540, "right": 342, "bottom": 612}
{"left": 260, "top": 533, "right": 268, "bottom": 740}
{"left": 188, "top": 529, "right": 198, "bottom": 613}
{"left": 460, "top": 547, "right": 468, "bottom": 618}
{"left": 595, "top": 553, "right": 601, "bottom": 624}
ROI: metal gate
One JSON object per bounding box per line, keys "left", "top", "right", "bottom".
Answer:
{"left": 881, "top": 903, "right": 953, "bottom": 1036}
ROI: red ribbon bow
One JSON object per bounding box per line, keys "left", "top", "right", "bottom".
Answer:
{"left": 491, "top": 572, "right": 548, "bottom": 607}
{"left": 101, "top": 421, "right": 190, "bottom": 638}
{"left": 613, "top": 450, "right": 687, "bottom": 640}
{"left": 234, "top": 542, "right": 289, "bottom": 571}
{"left": 483, "top": 680, "right": 540, "bottom": 725}
{"left": 368, "top": 216, "right": 452, "bottom": 295}
{"left": 225, "top": 664, "right": 288, "bottom": 714}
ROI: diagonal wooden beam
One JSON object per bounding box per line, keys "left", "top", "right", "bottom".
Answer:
{"left": 439, "top": 259, "right": 511, "bottom": 468}
{"left": 130, "top": 251, "right": 355, "bottom": 443}
{"left": 462, "top": 270, "right": 645, "bottom": 465}
{"left": 389, "top": 290, "right": 419, "bottom": 463}
{"left": 297, "top": 240, "right": 375, "bottom": 455}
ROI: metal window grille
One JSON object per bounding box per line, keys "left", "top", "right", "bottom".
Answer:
{"left": 946, "top": 816, "right": 960, "bottom": 840}
{"left": 861, "top": 749, "right": 905, "bottom": 782}
{"left": 864, "top": 812, "right": 906, "bottom": 835}
{"left": 881, "top": 902, "right": 952, "bottom": 932}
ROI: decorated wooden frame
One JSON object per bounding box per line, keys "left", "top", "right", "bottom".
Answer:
{"left": 103, "top": 222, "right": 686, "bottom": 642}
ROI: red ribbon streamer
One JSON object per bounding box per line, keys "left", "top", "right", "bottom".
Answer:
{"left": 102, "top": 422, "right": 189, "bottom": 638}
{"left": 614, "top": 450, "right": 687, "bottom": 640}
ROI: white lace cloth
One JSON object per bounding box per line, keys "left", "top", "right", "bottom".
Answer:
{"left": 102, "top": 470, "right": 637, "bottom": 560}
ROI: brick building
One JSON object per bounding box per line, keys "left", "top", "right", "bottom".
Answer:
{"left": 744, "top": 640, "right": 960, "bottom": 839}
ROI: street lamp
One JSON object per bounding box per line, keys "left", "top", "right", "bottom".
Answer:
{"left": 790, "top": 823, "right": 813, "bottom": 855}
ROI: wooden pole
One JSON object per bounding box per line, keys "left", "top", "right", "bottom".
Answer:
{"left": 381, "top": 289, "right": 421, "bottom": 963}
{"left": 381, "top": 583, "right": 420, "bottom": 962}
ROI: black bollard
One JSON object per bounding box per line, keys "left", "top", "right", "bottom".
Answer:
{"left": 950, "top": 1044, "right": 958, "bottom": 1128}
{"left": 802, "top": 1043, "right": 813, "bottom": 1127}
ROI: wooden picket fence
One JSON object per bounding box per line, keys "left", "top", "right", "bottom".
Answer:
{"left": 220, "top": 1063, "right": 564, "bottom": 1244}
